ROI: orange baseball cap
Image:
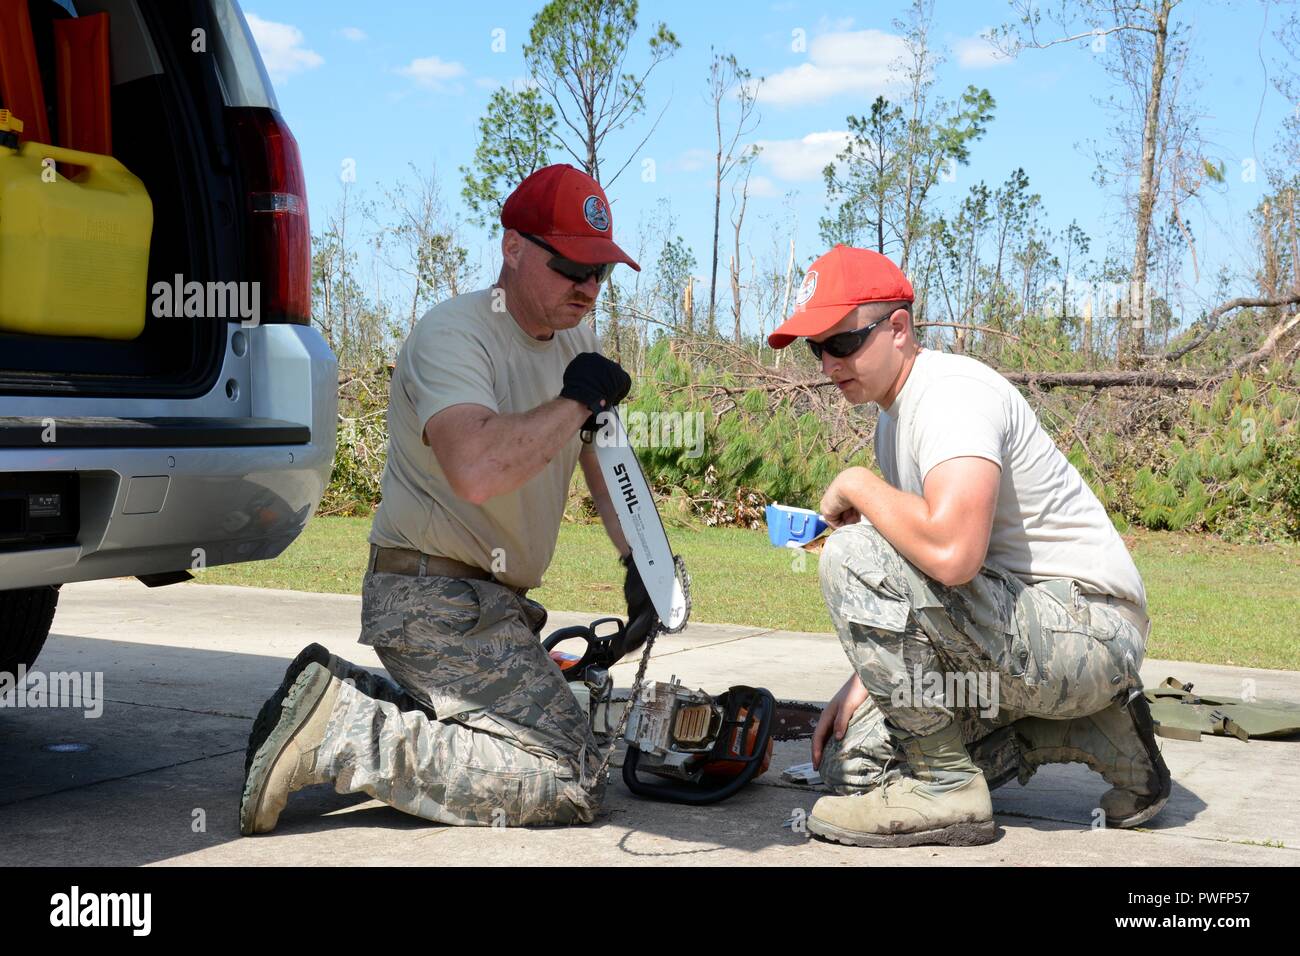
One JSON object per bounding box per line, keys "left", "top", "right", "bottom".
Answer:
{"left": 768, "top": 245, "right": 913, "bottom": 348}
{"left": 501, "top": 164, "right": 641, "bottom": 271}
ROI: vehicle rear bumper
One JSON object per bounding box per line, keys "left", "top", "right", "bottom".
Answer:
{"left": 0, "top": 440, "right": 333, "bottom": 589}
{"left": 0, "top": 325, "right": 338, "bottom": 590}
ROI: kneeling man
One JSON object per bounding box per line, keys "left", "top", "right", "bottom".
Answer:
{"left": 768, "top": 245, "right": 1169, "bottom": 848}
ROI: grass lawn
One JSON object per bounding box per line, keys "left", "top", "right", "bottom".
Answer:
{"left": 197, "top": 517, "right": 1300, "bottom": 670}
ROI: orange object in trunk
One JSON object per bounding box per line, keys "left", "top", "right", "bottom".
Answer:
{"left": 0, "top": 0, "right": 52, "bottom": 144}
{"left": 53, "top": 12, "right": 111, "bottom": 156}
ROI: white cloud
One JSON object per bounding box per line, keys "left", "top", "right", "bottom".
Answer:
{"left": 759, "top": 28, "right": 905, "bottom": 106}
{"left": 953, "top": 30, "right": 1010, "bottom": 68}
{"left": 397, "top": 55, "right": 468, "bottom": 91}
{"left": 754, "top": 131, "right": 851, "bottom": 182}
{"left": 245, "top": 14, "right": 323, "bottom": 83}
{"left": 339, "top": 26, "right": 367, "bottom": 43}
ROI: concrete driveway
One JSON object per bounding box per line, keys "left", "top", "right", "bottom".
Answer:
{"left": 1, "top": 578, "right": 1296, "bottom": 866}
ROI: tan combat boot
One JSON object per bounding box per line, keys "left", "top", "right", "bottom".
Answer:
{"left": 807, "top": 722, "right": 997, "bottom": 847}
{"left": 1015, "top": 692, "right": 1171, "bottom": 828}
{"left": 240, "top": 662, "right": 341, "bottom": 836}
{"left": 244, "top": 643, "right": 412, "bottom": 779}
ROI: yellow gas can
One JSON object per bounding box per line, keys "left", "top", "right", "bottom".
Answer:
{"left": 0, "top": 111, "right": 153, "bottom": 340}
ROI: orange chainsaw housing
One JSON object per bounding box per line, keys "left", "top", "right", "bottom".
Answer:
{"left": 701, "top": 705, "right": 773, "bottom": 780}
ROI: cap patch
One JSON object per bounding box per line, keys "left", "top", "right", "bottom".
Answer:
{"left": 795, "top": 270, "right": 818, "bottom": 309}
{"left": 583, "top": 195, "right": 610, "bottom": 232}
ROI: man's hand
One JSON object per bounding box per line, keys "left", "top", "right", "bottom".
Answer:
{"left": 560, "top": 352, "right": 632, "bottom": 432}
{"left": 622, "top": 551, "right": 654, "bottom": 623}
{"left": 812, "top": 672, "right": 870, "bottom": 770}
{"left": 819, "top": 467, "right": 866, "bottom": 528}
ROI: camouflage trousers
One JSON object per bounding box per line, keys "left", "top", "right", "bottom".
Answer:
{"left": 311, "top": 571, "right": 604, "bottom": 827}
{"left": 817, "top": 521, "right": 1147, "bottom": 794}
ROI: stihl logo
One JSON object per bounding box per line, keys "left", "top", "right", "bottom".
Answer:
{"left": 614, "top": 463, "right": 639, "bottom": 512}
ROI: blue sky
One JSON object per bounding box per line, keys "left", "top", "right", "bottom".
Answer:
{"left": 245, "top": 0, "right": 1295, "bottom": 330}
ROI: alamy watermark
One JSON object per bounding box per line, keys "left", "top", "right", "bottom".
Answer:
{"left": 890, "top": 663, "right": 1001, "bottom": 719}
{"left": 151, "top": 274, "right": 261, "bottom": 327}
{"left": 593, "top": 410, "right": 705, "bottom": 458}
{"left": 50, "top": 886, "right": 150, "bottom": 936}
{"left": 0, "top": 665, "right": 104, "bottom": 718}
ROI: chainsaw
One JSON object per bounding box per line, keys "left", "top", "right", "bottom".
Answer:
{"left": 543, "top": 406, "right": 822, "bottom": 804}
{"left": 545, "top": 620, "right": 806, "bottom": 804}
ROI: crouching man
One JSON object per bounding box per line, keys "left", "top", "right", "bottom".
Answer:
{"left": 767, "top": 245, "right": 1170, "bottom": 848}
{"left": 238, "top": 164, "right": 650, "bottom": 834}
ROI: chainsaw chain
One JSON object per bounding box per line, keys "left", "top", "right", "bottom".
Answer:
{"left": 769, "top": 701, "right": 825, "bottom": 741}
{"left": 583, "top": 556, "right": 691, "bottom": 789}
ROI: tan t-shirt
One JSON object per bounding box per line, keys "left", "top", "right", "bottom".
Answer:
{"left": 368, "top": 287, "right": 598, "bottom": 589}
{"left": 874, "top": 349, "right": 1147, "bottom": 609}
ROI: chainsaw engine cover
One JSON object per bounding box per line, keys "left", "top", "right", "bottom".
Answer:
{"left": 622, "top": 682, "right": 776, "bottom": 805}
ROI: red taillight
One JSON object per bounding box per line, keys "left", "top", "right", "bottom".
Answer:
{"left": 228, "top": 107, "right": 311, "bottom": 324}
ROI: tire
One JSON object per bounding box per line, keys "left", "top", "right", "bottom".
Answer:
{"left": 0, "top": 585, "right": 60, "bottom": 676}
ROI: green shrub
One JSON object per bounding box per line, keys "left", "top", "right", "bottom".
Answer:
{"left": 1106, "top": 368, "right": 1300, "bottom": 541}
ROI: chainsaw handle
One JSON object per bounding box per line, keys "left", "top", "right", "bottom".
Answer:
{"left": 543, "top": 618, "right": 626, "bottom": 682}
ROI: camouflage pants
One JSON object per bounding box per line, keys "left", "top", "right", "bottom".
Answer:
{"left": 817, "top": 521, "right": 1147, "bottom": 794}
{"left": 312, "top": 571, "right": 604, "bottom": 827}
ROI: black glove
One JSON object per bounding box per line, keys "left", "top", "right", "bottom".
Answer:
{"left": 622, "top": 551, "right": 655, "bottom": 623}
{"left": 560, "top": 352, "right": 631, "bottom": 432}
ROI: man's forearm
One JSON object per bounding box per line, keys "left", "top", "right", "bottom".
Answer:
{"left": 837, "top": 467, "right": 959, "bottom": 583}
{"left": 459, "top": 399, "right": 589, "bottom": 503}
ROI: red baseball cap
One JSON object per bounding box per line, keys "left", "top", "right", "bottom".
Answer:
{"left": 768, "top": 245, "right": 913, "bottom": 348}
{"left": 501, "top": 164, "right": 641, "bottom": 272}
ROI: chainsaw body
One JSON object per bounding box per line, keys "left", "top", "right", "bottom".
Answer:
{"left": 544, "top": 619, "right": 776, "bottom": 805}
{"left": 621, "top": 679, "right": 775, "bottom": 805}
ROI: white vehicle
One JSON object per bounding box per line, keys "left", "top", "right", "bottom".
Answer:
{"left": 0, "top": 0, "right": 337, "bottom": 674}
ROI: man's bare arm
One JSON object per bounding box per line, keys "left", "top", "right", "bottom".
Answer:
{"left": 580, "top": 445, "right": 631, "bottom": 558}
{"left": 819, "top": 457, "right": 1000, "bottom": 587}
{"left": 425, "top": 400, "right": 589, "bottom": 505}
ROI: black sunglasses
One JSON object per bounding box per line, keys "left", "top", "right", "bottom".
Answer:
{"left": 519, "top": 232, "right": 616, "bottom": 284}
{"left": 807, "top": 313, "right": 892, "bottom": 360}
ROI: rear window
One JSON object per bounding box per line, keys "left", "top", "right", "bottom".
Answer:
{"left": 208, "top": 0, "right": 279, "bottom": 110}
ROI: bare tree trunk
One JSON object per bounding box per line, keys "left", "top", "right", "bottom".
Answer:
{"left": 1001, "top": 369, "right": 1206, "bottom": 388}
{"left": 709, "top": 183, "right": 721, "bottom": 337}
{"left": 1229, "top": 310, "right": 1300, "bottom": 372}
{"left": 1164, "top": 293, "right": 1300, "bottom": 361}
{"left": 1126, "top": 0, "right": 1172, "bottom": 366}
{"left": 703, "top": 52, "right": 759, "bottom": 339}
{"left": 339, "top": 185, "right": 352, "bottom": 361}
{"left": 709, "top": 94, "right": 722, "bottom": 337}
{"left": 877, "top": 191, "right": 885, "bottom": 254}
{"left": 1083, "top": 297, "right": 1093, "bottom": 365}
{"left": 1289, "top": 187, "right": 1299, "bottom": 292}
{"left": 775, "top": 239, "right": 795, "bottom": 369}
{"left": 731, "top": 167, "right": 752, "bottom": 349}
{"left": 730, "top": 254, "right": 741, "bottom": 346}
{"left": 606, "top": 281, "right": 622, "bottom": 363}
